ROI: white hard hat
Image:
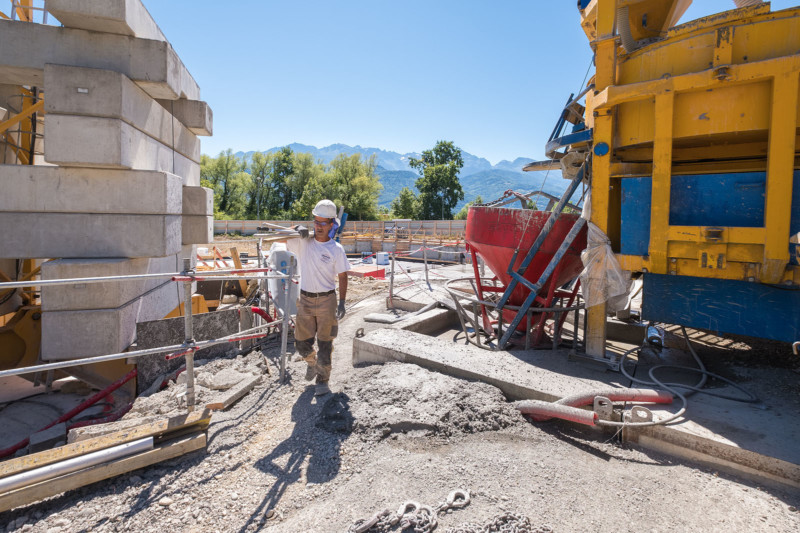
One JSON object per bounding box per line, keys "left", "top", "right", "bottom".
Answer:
{"left": 312, "top": 199, "right": 340, "bottom": 225}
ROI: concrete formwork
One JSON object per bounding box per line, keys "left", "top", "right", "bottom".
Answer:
{"left": 45, "top": 0, "right": 168, "bottom": 42}
{"left": 41, "top": 280, "right": 180, "bottom": 360}
{"left": 156, "top": 98, "right": 213, "bottom": 136}
{"left": 0, "top": 165, "right": 183, "bottom": 215}
{"left": 0, "top": 212, "right": 182, "bottom": 258}
{"left": 41, "top": 254, "right": 183, "bottom": 311}
{"left": 44, "top": 115, "right": 199, "bottom": 175}
{"left": 0, "top": 19, "right": 199, "bottom": 100}
{"left": 1, "top": 0, "right": 212, "bottom": 372}
{"left": 44, "top": 64, "right": 201, "bottom": 162}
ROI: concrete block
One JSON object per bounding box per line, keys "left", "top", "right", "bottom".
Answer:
{"left": 28, "top": 422, "right": 67, "bottom": 453}
{"left": 44, "top": 115, "right": 200, "bottom": 181}
{"left": 157, "top": 98, "right": 213, "bottom": 136}
{"left": 0, "top": 165, "right": 182, "bottom": 215}
{"left": 182, "top": 215, "right": 213, "bottom": 245}
{"left": 41, "top": 280, "right": 180, "bottom": 360}
{"left": 45, "top": 64, "right": 201, "bottom": 162}
{"left": 181, "top": 244, "right": 198, "bottom": 269}
{"left": 135, "top": 308, "right": 239, "bottom": 394}
{"left": 0, "top": 19, "right": 199, "bottom": 100}
{"left": 41, "top": 254, "right": 181, "bottom": 311}
{"left": 45, "top": 0, "right": 167, "bottom": 41}
{"left": 0, "top": 212, "right": 181, "bottom": 258}
{"left": 182, "top": 186, "right": 213, "bottom": 216}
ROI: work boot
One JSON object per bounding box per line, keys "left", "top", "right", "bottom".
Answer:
{"left": 304, "top": 365, "right": 316, "bottom": 382}
{"left": 314, "top": 382, "right": 331, "bottom": 396}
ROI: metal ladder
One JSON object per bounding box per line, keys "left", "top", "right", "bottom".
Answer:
{"left": 495, "top": 161, "right": 588, "bottom": 349}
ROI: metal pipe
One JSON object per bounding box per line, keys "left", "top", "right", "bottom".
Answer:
{"left": 0, "top": 320, "right": 282, "bottom": 380}
{"left": 279, "top": 256, "right": 294, "bottom": 383}
{"left": 389, "top": 253, "right": 395, "bottom": 308}
{"left": 182, "top": 258, "right": 196, "bottom": 412}
{"left": 423, "top": 240, "right": 430, "bottom": 287}
{"left": 0, "top": 437, "right": 153, "bottom": 493}
{"left": 0, "top": 267, "right": 291, "bottom": 290}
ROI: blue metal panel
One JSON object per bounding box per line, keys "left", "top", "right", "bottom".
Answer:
{"left": 620, "top": 177, "right": 652, "bottom": 256}
{"left": 620, "top": 171, "right": 800, "bottom": 259}
{"left": 669, "top": 173, "right": 765, "bottom": 227}
{"left": 791, "top": 171, "right": 800, "bottom": 266}
{"left": 642, "top": 273, "right": 800, "bottom": 343}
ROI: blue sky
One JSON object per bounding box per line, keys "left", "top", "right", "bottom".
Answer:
{"left": 142, "top": 1, "right": 798, "bottom": 164}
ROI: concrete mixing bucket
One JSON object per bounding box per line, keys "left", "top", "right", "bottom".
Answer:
{"left": 466, "top": 206, "right": 587, "bottom": 326}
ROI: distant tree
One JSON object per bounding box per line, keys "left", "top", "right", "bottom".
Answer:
{"left": 201, "top": 149, "right": 247, "bottom": 218}
{"left": 288, "top": 152, "right": 325, "bottom": 219}
{"left": 391, "top": 187, "right": 418, "bottom": 219}
{"left": 454, "top": 195, "right": 483, "bottom": 220}
{"left": 293, "top": 173, "right": 338, "bottom": 220}
{"left": 246, "top": 151, "right": 272, "bottom": 220}
{"left": 272, "top": 146, "right": 295, "bottom": 213}
{"left": 328, "top": 153, "right": 382, "bottom": 220}
{"left": 409, "top": 140, "right": 464, "bottom": 219}
{"left": 378, "top": 205, "right": 391, "bottom": 219}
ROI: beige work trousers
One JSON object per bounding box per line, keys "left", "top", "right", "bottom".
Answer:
{"left": 294, "top": 292, "right": 338, "bottom": 383}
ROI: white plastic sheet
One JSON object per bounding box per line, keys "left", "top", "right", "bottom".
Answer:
{"left": 579, "top": 221, "right": 631, "bottom": 311}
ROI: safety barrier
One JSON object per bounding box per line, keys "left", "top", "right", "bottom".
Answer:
{"left": 0, "top": 261, "right": 300, "bottom": 413}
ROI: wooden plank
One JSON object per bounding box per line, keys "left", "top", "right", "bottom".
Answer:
{"left": 229, "top": 246, "right": 249, "bottom": 296}
{"left": 0, "top": 409, "right": 211, "bottom": 478}
{"left": 0, "top": 433, "right": 206, "bottom": 513}
{"left": 205, "top": 374, "right": 261, "bottom": 411}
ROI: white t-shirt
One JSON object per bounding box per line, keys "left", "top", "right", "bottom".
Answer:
{"left": 286, "top": 237, "right": 351, "bottom": 292}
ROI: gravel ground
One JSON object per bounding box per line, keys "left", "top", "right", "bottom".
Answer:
{"left": 2, "top": 284, "right": 799, "bottom": 532}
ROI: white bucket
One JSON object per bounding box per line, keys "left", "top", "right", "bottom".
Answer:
{"left": 376, "top": 252, "right": 389, "bottom": 265}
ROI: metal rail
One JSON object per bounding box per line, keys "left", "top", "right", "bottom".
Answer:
{"left": 0, "top": 267, "right": 290, "bottom": 290}
{"left": 0, "top": 259, "right": 300, "bottom": 409}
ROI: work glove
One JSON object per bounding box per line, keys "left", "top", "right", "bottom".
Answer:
{"left": 293, "top": 225, "right": 310, "bottom": 239}
{"left": 336, "top": 300, "right": 346, "bottom": 319}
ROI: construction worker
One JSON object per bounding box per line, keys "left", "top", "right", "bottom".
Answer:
{"left": 286, "top": 199, "right": 350, "bottom": 396}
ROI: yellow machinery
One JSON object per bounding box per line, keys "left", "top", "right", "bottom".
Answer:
{"left": 567, "top": 1, "right": 800, "bottom": 353}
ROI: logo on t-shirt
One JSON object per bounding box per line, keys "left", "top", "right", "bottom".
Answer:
{"left": 320, "top": 253, "right": 332, "bottom": 264}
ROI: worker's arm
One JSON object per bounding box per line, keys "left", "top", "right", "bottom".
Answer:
{"left": 336, "top": 272, "right": 348, "bottom": 319}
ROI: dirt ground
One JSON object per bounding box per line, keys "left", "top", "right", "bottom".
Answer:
{"left": 2, "top": 273, "right": 800, "bottom": 532}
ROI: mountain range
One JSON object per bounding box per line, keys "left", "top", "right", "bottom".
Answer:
{"left": 235, "top": 144, "right": 569, "bottom": 210}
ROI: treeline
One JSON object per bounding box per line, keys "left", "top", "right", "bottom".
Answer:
{"left": 201, "top": 141, "right": 470, "bottom": 221}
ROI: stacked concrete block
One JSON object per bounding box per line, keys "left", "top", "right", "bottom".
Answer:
{"left": 0, "top": 0, "right": 214, "bottom": 365}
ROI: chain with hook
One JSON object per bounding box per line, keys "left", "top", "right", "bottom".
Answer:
{"left": 347, "top": 490, "right": 471, "bottom": 533}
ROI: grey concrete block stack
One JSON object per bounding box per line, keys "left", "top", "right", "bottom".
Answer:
{"left": 0, "top": 0, "right": 214, "bottom": 366}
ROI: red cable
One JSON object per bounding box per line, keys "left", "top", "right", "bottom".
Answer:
{"left": 0, "top": 368, "right": 137, "bottom": 459}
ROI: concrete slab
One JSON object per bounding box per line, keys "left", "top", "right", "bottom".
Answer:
{"left": 45, "top": 64, "right": 200, "bottom": 162}
{"left": 41, "top": 254, "right": 181, "bottom": 311}
{"left": 44, "top": 115, "right": 200, "bottom": 174}
{"left": 135, "top": 308, "right": 239, "bottom": 394}
{"left": 41, "top": 280, "right": 180, "bottom": 360}
{"left": 45, "top": 0, "right": 167, "bottom": 41}
{"left": 182, "top": 186, "right": 213, "bottom": 216}
{"left": 0, "top": 19, "right": 199, "bottom": 100}
{"left": 0, "top": 212, "right": 181, "bottom": 258}
{"left": 28, "top": 422, "right": 67, "bottom": 453}
{"left": 157, "top": 98, "right": 213, "bottom": 136}
{"left": 0, "top": 165, "right": 182, "bottom": 215}
{"left": 353, "top": 328, "right": 800, "bottom": 490}
{"left": 182, "top": 215, "right": 214, "bottom": 245}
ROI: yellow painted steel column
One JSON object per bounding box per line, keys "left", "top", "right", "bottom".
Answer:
{"left": 586, "top": 110, "right": 613, "bottom": 357}
{"left": 762, "top": 72, "right": 798, "bottom": 283}
{"left": 649, "top": 92, "right": 675, "bottom": 274}
{"left": 584, "top": 1, "right": 618, "bottom": 357}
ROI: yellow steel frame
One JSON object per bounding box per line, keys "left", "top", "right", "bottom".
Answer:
{"left": 582, "top": 1, "right": 800, "bottom": 354}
